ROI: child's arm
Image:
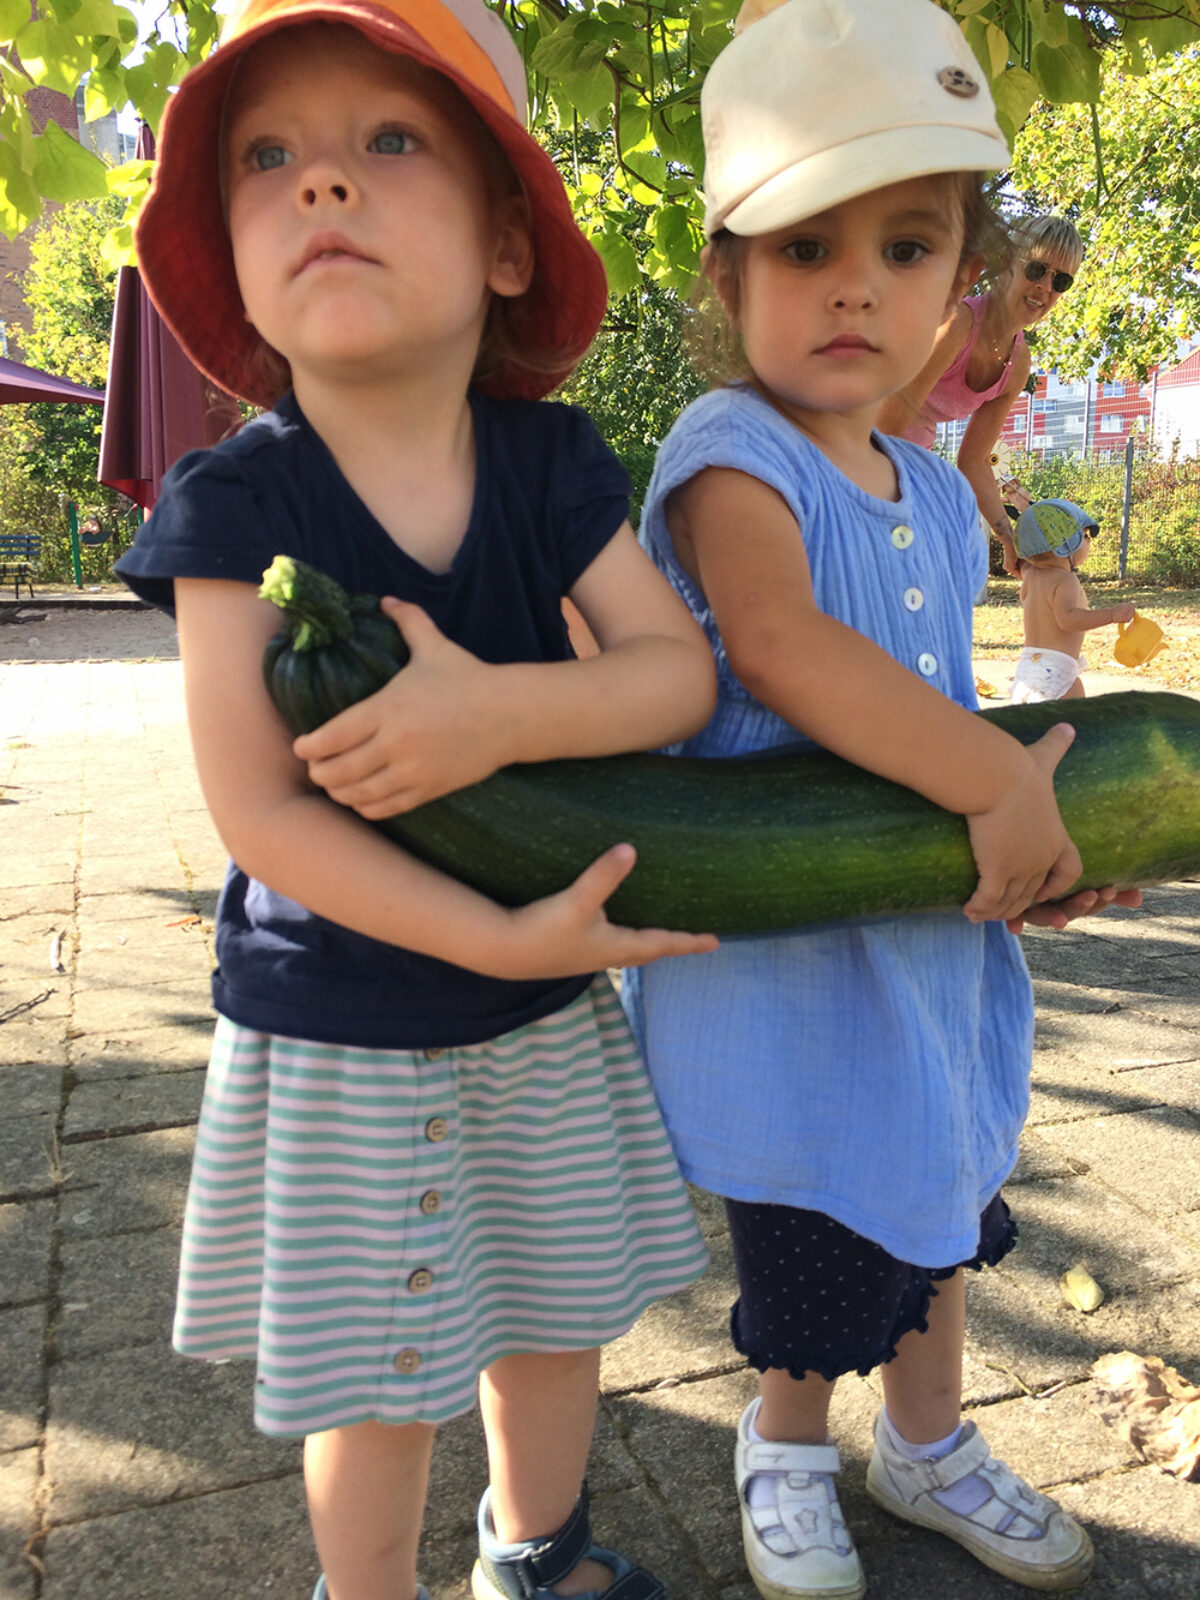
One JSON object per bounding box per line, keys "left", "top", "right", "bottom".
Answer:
{"left": 1050, "top": 582, "right": 1136, "bottom": 635}
{"left": 177, "top": 578, "right": 717, "bottom": 977}
{"left": 674, "top": 468, "right": 1081, "bottom": 925}
{"left": 293, "top": 523, "right": 717, "bottom": 819}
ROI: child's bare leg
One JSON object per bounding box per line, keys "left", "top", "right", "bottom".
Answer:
{"left": 304, "top": 1418, "right": 434, "bottom": 1600}
{"left": 757, "top": 1364, "right": 836, "bottom": 1443}
{"left": 1063, "top": 677, "right": 1086, "bottom": 699}
{"left": 879, "top": 1267, "right": 965, "bottom": 1442}
{"left": 869, "top": 1267, "right": 1093, "bottom": 1584}
{"left": 479, "top": 1348, "right": 610, "bottom": 1595}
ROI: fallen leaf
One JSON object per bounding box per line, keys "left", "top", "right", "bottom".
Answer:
{"left": 1092, "top": 1352, "right": 1200, "bottom": 1480}
{"left": 1060, "top": 1261, "right": 1105, "bottom": 1312}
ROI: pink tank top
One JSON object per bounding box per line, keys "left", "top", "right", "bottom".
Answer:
{"left": 903, "top": 293, "right": 1025, "bottom": 449}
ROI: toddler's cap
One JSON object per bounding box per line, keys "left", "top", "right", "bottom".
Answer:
{"left": 701, "top": 0, "right": 1010, "bottom": 238}
{"left": 1015, "top": 499, "right": 1098, "bottom": 559}
{"left": 135, "top": 0, "right": 608, "bottom": 407}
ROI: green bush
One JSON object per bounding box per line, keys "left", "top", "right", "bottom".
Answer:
{"left": 559, "top": 286, "right": 704, "bottom": 524}
{"left": 1144, "top": 505, "right": 1200, "bottom": 586}
{"left": 0, "top": 420, "right": 139, "bottom": 585}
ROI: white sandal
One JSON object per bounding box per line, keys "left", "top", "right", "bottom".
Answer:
{"left": 735, "top": 1399, "right": 866, "bottom": 1600}
{"left": 866, "top": 1413, "right": 1093, "bottom": 1591}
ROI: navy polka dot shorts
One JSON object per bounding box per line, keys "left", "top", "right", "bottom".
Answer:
{"left": 724, "top": 1192, "right": 1016, "bottom": 1383}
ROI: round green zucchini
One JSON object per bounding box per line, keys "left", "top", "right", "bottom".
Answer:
{"left": 260, "top": 554, "right": 1200, "bottom": 934}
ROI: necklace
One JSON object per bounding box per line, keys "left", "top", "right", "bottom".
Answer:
{"left": 985, "top": 328, "right": 1014, "bottom": 366}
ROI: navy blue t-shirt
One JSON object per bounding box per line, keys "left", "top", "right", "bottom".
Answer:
{"left": 116, "top": 390, "right": 631, "bottom": 1049}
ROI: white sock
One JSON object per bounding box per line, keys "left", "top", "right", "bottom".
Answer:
{"left": 745, "top": 1412, "right": 852, "bottom": 1557}
{"left": 882, "top": 1409, "right": 991, "bottom": 1517}
{"left": 881, "top": 1408, "right": 961, "bottom": 1461}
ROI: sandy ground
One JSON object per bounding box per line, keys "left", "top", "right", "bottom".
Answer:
{"left": 0, "top": 602, "right": 180, "bottom": 663}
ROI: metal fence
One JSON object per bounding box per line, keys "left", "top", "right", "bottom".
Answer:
{"left": 934, "top": 369, "right": 1200, "bottom": 585}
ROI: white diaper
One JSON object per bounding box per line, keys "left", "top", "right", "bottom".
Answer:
{"left": 1010, "top": 646, "right": 1083, "bottom": 703}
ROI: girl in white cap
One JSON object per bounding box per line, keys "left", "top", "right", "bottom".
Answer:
{"left": 624, "top": 1, "right": 1107, "bottom": 1594}
{"left": 115, "top": 1, "right": 720, "bottom": 1598}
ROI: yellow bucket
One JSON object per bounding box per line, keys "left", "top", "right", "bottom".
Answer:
{"left": 1113, "top": 612, "right": 1167, "bottom": 668}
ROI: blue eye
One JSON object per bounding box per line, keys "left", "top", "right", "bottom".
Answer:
{"left": 371, "top": 128, "right": 414, "bottom": 155}
{"left": 251, "top": 144, "right": 291, "bottom": 172}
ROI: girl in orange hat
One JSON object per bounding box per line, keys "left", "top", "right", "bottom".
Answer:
{"left": 116, "top": 4, "right": 718, "bottom": 1599}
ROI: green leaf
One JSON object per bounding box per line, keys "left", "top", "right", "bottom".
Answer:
{"left": 686, "top": 17, "right": 729, "bottom": 69}
{"left": 650, "top": 202, "right": 694, "bottom": 258}
{"left": 100, "top": 217, "right": 136, "bottom": 271}
{"left": 531, "top": 21, "right": 606, "bottom": 77}
{"left": 1031, "top": 0, "right": 1067, "bottom": 50}
{"left": 125, "top": 40, "right": 187, "bottom": 132}
{"left": 985, "top": 21, "right": 1009, "bottom": 78}
{"left": 83, "top": 66, "right": 126, "bottom": 122}
{"left": 952, "top": 0, "right": 992, "bottom": 17}
{"left": 0, "top": 141, "right": 42, "bottom": 238}
{"left": 1122, "top": 34, "right": 1147, "bottom": 78}
{"left": 65, "top": 0, "right": 123, "bottom": 34}
{"left": 990, "top": 65, "right": 1038, "bottom": 144}
{"left": 14, "top": 17, "right": 93, "bottom": 95}
{"left": 32, "top": 119, "right": 110, "bottom": 203}
{"left": 0, "top": 0, "right": 28, "bottom": 44}
{"left": 1032, "top": 40, "right": 1096, "bottom": 104}
{"left": 560, "top": 62, "right": 612, "bottom": 127}
{"left": 0, "top": 90, "right": 36, "bottom": 169}
{"left": 592, "top": 227, "right": 639, "bottom": 299}
{"left": 618, "top": 96, "right": 649, "bottom": 154}
{"left": 104, "top": 156, "right": 152, "bottom": 199}
{"left": 654, "top": 107, "right": 703, "bottom": 176}
{"left": 1139, "top": 18, "right": 1200, "bottom": 60}
{"left": 184, "top": 1, "right": 218, "bottom": 55}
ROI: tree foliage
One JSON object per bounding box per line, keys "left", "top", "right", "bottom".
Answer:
{"left": 7, "top": 193, "right": 124, "bottom": 507}
{"left": 2, "top": 1, "right": 1199, "bottom": 240}
{"left": 1, "top": 0, "right": 1199, "bottom": 375}
{"left": 1007, "top": 45, "right": 1200, "bottom": 380}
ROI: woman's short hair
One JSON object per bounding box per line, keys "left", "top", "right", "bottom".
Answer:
{"left": 1015, "top": 215, "right": 1085, "bottom": 275}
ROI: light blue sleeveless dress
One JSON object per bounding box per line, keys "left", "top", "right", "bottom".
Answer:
{"left": 623, "top": 386, "right": 1034, "bottom": 1269}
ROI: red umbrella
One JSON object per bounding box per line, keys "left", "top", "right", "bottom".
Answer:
{"left": 98, "top": 126, "right": 241, "bottom": 510}
{"left": 0, "top": 356, "right": 104, "bottom": 404}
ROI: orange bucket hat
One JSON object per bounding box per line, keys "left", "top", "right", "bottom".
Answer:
{"left": 135, "top": 0, "right": 609, "bottom": 406}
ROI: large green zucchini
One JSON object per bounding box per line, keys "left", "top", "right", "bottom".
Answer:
{"left": 260, "top": 555, "right": 1200, "bottom": 934}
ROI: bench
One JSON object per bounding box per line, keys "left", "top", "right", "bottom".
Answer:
{"left": 0, "top": 532, "right": 40, "bottom": 598}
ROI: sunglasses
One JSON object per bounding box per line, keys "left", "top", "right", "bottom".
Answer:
{"left": 1024, "top": 260, "right": 1074, "bottom": 294}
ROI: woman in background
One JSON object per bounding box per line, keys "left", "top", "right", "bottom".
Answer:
{"left": 879, "top": 215, "right": 1084, "bottom": 576}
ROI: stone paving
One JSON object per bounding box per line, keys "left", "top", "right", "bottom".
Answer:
{"left": 1, "top": 626, "right": 1198, "bottom": 1600}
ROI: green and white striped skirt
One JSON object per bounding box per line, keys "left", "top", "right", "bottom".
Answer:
{"left": 173, "top": 977, "right": 707, "bottom": 1436}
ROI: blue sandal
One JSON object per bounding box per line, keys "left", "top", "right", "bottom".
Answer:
{"left": 311, "top": 1578, "right": 430, "bottom": 1600}
{"left": 471, "top": 1482, "right": 665, "bottom": 1600}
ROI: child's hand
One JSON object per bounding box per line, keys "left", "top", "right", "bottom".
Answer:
{"left": 1005, "top": 885, "right": 1143, "bottom": 934}
{"left": 1112, "top": 602, "right": 1136, "bottom": 625}
{"left": 293, "top": 599, "right": 512, "bottom": 816}
{"left": 496, "top": 844, "right": 719, "bottom": 979}
{"left": 963, "top": 723, "right": 1083, "bottom": 923}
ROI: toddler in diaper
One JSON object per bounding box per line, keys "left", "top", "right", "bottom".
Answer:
{"left": 1012, "top": 499, "right": 1134, "bottom": 702}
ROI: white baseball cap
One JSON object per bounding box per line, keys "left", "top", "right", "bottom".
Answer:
{"left": 701, "top": 0, "right": 1010, "bottom": 238}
